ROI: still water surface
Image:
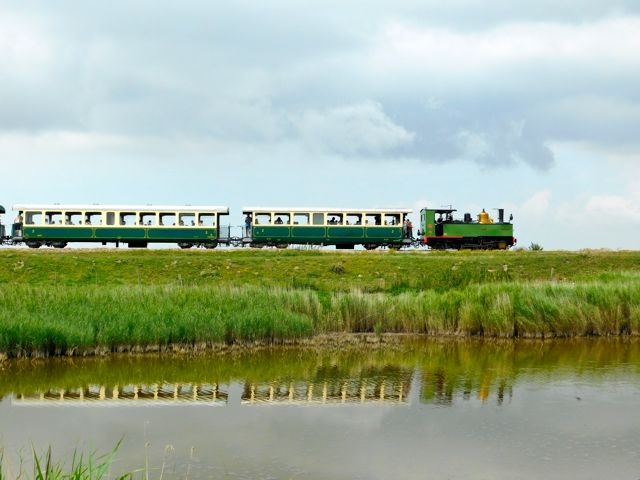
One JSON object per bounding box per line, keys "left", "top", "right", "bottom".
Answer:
{"left": 1, "top": 338, "right": 639, "bottom": 479}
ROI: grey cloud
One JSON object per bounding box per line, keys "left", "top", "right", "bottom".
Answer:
{"left": 1, "top": 1, "right": 638, "bottom": 172}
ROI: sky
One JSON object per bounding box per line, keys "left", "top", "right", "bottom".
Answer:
{"left": 1, "top": 1, "right": 639, "bottom": 250}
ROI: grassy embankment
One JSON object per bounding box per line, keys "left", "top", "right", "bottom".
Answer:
{"left": 1, "top": 249, "right": 639, "bottom": 356}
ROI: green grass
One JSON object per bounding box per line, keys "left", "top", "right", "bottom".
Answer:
{"left": 1, "top": 441, "right": 128, "bottom": 480}
{"left": 2, "top": 248, "right": 639, "bottom": 292}
{"left": 1, "top": 249, "right": 640, "bottom": 356}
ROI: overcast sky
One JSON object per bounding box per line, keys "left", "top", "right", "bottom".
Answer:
{"left": 1, "top": 1, "right": 639, "bottom": 249}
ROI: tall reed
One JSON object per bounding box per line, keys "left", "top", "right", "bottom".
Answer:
{"left": 1, "top": 274, "right": 639, "bottom": 356}
{"left": 0, "top": 441, "right": 128, "bottom": 480}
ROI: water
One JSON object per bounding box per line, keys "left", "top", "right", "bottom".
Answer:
{"left": 1, "top": 338, "right": 639, "bottom": 479}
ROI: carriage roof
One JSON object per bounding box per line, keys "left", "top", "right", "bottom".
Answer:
{"left": 242, "top": 207, "right": 412, "bottom": 214}
{"left": 13, "top": 204, "right": 229, "bottom": 214}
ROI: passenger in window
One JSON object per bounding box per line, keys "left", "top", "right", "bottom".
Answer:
{"left": 275, "top": 216, "right": 283, "bottom": 224}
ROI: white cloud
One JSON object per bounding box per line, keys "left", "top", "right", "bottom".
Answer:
{"left": 585, "top": 195, "right": 640, "bottom": 223}
{"left": 292, "top": 101, "right": 415, "bottom": 156}
{"left": 519, "top": 190, "right": 551, "bottom": 219}
{"left": 0, "top": 13, "right": 53, "bottom": 75}
{"left": 371, "top": 17, "right": 640, "bottom": 74}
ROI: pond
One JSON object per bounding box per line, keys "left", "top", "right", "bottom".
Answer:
{"left": 1, "top": 338, "right": 639, "bottom": 479}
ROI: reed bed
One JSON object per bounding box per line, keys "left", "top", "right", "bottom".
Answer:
{"left": 0, "top": 285, "right": 318, "bottom": 356}
{"left": 1, "top": 272, "right": 639, "bottom": 356}
{"left": 329, "top": 279, "right": 640, "bottom": 337}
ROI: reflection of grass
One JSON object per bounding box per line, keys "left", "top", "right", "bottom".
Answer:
{"left": 2, "top": 337, "right": 639, "bottom": 404}
{"left": 1, "top": 441, "right": 128, "bottom": 480}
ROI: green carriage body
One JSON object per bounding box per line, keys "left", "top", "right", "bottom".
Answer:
{"left": 244, "top": 207, "right": 412, "bottom": 249}
{"left": 420, "top": 207, "right": 515, "bottom": 250}
{"left": 13, "top": 204, "right": 228, "bottom": 248}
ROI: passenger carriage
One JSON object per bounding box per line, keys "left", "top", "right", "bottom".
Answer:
{"left": 0, "top": 205, "right": 6, "bottom": 242}
{"left": 242, "top": 207, "right": 413, "bottom": 249}
{"left": 12, "top": 204, "right": 229, "bottom": 249}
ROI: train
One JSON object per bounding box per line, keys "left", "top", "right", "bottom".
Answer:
{"left": 0, "top": 203, "right": 516, "bottom": 250}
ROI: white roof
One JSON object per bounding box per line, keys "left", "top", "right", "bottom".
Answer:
{"left": 13, "top": 204, "right": 230, "bottom": 214}
{"left": 242, "top": 207, "right": 412, "bottom": 214}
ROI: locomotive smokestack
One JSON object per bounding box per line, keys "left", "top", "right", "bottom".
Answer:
{"left": 498, "top": 209, "right": 504, "bottom": 223}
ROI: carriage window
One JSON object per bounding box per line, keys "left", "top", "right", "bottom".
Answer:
{"left": 365, "top": 214, "right": 380, "bottom": 226}
{"left": 67, "top": 212, "right": 82, "bottom": 225}
{"left": 198, "top": 213, "right": 215, "bottom": 227}
{"left": 346, "top": 214, "right": 361, "bottom": 225}
{"left": 85, "top": 212, "right": 102, "bottom": 225}
{"left": 327, "top": 213, "right": 343, "bottom": 225}
{"left": 25, "top": 212, "right": 42, "bottom": 225}
{"left": 179, "top": 213, "right": 196, "bottom": 226}
{"left": 293, "top": 213, "right": 309, "bottom": 225}
{"left": 119, "top": 212, "right": 136, "bottom": 226}
{"left": 312, "top": 213, "right": 324, "bottom": 225}
{"left": 254, "top": 213, "right": 270, "bottom": 225}
{"left": 273, "top": 213, "right": 290, "bottom": 225}
{"left": 384, "top": 214, "right": 400, "bottom": 226}
{"left": 139, "top": 212, "right": 157, "bottom": 226}
{"left": 106, "top": 212, "right": 115, "bottom": 226}
{"left": 46, "top": 212, "right": 62, "bottom": 225}
{"left": 159, "top": 213, "right": 176, "bottom": 226}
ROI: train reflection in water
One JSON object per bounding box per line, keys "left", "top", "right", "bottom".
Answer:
{"left": 241, "top": 376, "right": 411, "bottom": 405}
{"left": 12, "top": 383, "right": 227, "bottom": 407}
{"left": 11, "top": 370, "right": 414, "bottom": 407}
{"left": 8, "top": 370, "right": 518, "bottom": 407}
